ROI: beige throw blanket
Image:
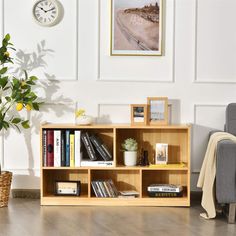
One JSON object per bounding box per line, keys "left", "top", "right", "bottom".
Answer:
{"left": 197, "top": 132, "right": 236, "bottom": 219}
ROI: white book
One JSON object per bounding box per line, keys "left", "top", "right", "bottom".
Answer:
{"left": 81, "top": 160, "right": 114, "bottom": 167}
{"left": 54, "top": 130, "right": 61, "bottom": 167}
{"left": 147, "top": 184, "right": 183, "bottom": 193}
{"left": 74, "top": 130, "right": 81, "bottom": 167}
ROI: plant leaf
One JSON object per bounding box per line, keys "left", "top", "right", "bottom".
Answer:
{"left": 12, "top": 118, "right": 21, "bottom": 124}
{"left": 0, "top": 67, "right": 7, "bottom": 74}
{"left": 21, "top": 120, "right": 30, "bottom": 129}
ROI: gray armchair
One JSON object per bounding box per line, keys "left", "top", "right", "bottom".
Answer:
{"left": 215, "top": 103, "right": 236, "bottom": 223}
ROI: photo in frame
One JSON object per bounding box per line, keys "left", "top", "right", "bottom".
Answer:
{"left": 130, "top": 104, "right": 147, "bottom": 125}
{"left": 111, "top": 0, "right": 163, "bottom": 56}
{"left": 155, "top": 143, "right": 168, "bottom": 164}
{"left": 147, "top": 97, "right": 168, "bottom": 125}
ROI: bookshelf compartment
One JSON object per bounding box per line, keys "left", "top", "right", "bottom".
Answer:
{"left": 116, "top": 128, "right": 189, "bottom": 166}
{"left": 90, "top": 169, "right": 141, "bottom": 197}
{"left": 42, "top": 169, "right": 89, "bottom": 197}
{"left": 142, "top": 170, "right": 188, "bottom": 198}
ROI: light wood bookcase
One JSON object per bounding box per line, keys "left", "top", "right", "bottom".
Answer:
{"left": 40, "top": 124, "right": 191, "bottom": 206}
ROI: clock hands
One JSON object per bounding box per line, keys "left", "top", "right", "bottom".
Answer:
{"left": 47, "top": 7, "right": 55, "bottom": 12}
{"left": 37, "top": 6, "right": 47, "bottom": 13}
{"left": 36, "top": 6, "right": 55, "bottom": 13}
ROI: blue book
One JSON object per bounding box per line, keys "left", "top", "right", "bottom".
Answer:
{"left": 65, "top": 130, "right": 70, "bottom": 166}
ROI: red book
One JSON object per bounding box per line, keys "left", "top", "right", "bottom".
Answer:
{"left": 46, "top": 130, "right": 54, "bottom": 167}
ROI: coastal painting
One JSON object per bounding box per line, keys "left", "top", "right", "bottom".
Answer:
{"left": 111, "top": 0, "right": 162, "bottom": 56}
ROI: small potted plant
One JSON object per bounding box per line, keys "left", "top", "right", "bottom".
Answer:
{"left": 121, "top": 138, "right": 138, "bottom": 166}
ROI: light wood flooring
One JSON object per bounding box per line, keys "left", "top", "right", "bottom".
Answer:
{"left": 0, "top": 198, "right": 236, "bottom": 236}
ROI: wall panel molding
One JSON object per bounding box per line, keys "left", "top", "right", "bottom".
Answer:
{"left": 2, "top": 0, "right": 79, "bottom": 81}
{"left": 194, "top": 0, "right": 236, "bottom": 83}
{"left": 97, "top": 0, "right": 176, "bottom": 83}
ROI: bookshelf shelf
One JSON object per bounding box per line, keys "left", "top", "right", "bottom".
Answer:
{"left": 40, "top": 124, "right": 191, "bottom": 206}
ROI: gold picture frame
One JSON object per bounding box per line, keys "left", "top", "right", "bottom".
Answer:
{"left": 147, "top": 97, "right": 168, "bottom": 125}
{"left": 130, "top": 104, "right": 147, "bottom": 126}
{"left": 110, "top": 0, "right": 163, "bottom": 56}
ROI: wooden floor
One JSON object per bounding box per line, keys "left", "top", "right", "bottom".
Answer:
{"left": 0, "top": 199, "right": 236, "bottom": 236}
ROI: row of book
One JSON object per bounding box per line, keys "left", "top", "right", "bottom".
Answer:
{"left": 43, "top": 129, "right": 113, "bottom": 167}
{"left": 91, "top": 179, "right": 119, "bottom": 198}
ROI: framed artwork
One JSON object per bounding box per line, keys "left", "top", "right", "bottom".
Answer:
{"left": 147, "top": 97, "right": 168, "bottom": 125}
{"left": 130, "top": 104, "right": 147, "bottom": 125}
{"left": 155, "top": 143, "right": 168, "bottom": 164}
{"left": 111, "top": 0, "right": 163, "bottom": 56}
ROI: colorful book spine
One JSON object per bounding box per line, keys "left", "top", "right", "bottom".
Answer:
{"left": 74, "top": 130, "right": 81, "bottom": 167}
{"left": 65, "top": 130, "right": 70, "bottom": 166}
{"left": 46, "top": 130, "right": 54, "bottom": 167}
{"left": 43, "top": 130, "right": 47, "bottom": 167}
{"left": 61, "top": 130, "right": 66, "bottom": 166}
{"left": 70, "top": 134, "right": 75, "bottom": 167}
{"left": 54, "top": 130, "right": 61, "bottom": 167}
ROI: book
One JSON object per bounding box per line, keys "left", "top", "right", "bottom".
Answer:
{"left": 43, "top": 130, "right": 47, "bottom": 167}
{"left": 70, "top": 134, "right": 75, "bottom": 167}
{"left": 148, "top": 191, "right": 183, "bottom": 198}
{"left": 80, "top": 160, "right": 114, "bottom": 167}
{"left": 74, "top": 130, "right": 81, "bottom": 167}
{"left": 81, "top": 132, "right": 97, "bottom": 161}
{"left": 91, "top": 181, "right": 99, "bottom": 197}
{"left": 46, "top": 130, "right": 54, "bottom": 167}
{"left": 90, "top": 135, "right": 112, "bottom": 161}
{"left": 65, "top": 130, "right": 70, "bottom": 166}
{"left": 147, "top": 184, "right": 183, "bottom": 193}
{"left": 119, "top": 190, "right": 139, "bottom": 197}
{"left": 61, "top": 130, "right": 66, "bottom": 166}
{"left": 108, "top": 179, "right": 119, "bottom": 197}
{"left": 54, "top": 130, "right": 61, "bottom": 167}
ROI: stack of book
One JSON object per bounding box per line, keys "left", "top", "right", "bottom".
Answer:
{"left": 91, "top": 179, "right": 119, "bottom": 198}
{"left": 43, "top": 130, "right": 113, "bottom": 167}
{"left": 147, "top": 184, "right": 183, "bottom": 197}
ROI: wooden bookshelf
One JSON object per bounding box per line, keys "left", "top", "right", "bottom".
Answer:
{"left": 40, "top": 124, "right": 191, "bottom": 206}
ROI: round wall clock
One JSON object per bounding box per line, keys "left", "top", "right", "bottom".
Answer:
{"left": 32, "top": 0, "right": 63, "bottom": 27}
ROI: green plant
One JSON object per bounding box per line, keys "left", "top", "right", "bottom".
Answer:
{"left": 121, "top": 138, "right": 138, "bottom": 151}
{"left": 0, "top": 34, "right": 42, "bottom": 173}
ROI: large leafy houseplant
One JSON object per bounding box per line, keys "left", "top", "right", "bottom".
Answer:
{"left": 0, "top": 34, "right": 42, "bottom": 174}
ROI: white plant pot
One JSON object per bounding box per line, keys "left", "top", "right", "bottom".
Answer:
{"left": 76, "top": 115, "right": 93, "bottom": 125}
{"left": 124, "top": 151, "right": 137, "bottom": 166}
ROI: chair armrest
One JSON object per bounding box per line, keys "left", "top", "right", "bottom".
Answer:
{"left": 209, "top": 130, "right": 223, "bottom": 140}
{"left": 216, "top": 140, "right": 236, "bottom": 203}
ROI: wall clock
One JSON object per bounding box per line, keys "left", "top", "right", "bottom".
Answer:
{"left": 32, "top": 0, "right": 63, "bottom": 27}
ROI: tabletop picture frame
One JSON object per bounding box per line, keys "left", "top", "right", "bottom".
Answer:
{"left": 147, "top": 97, "right": 168, "bottom": 125}
{"left": 130, "top": 104, "right": 147, "bottom": 125}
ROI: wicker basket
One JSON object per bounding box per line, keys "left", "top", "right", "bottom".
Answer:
{"left": 0, "top": 171, "right": 12, "bottom": 207}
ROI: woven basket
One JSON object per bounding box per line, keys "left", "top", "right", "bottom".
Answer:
{"left": 0, "top": 171, "right": 12, "bottom": 207}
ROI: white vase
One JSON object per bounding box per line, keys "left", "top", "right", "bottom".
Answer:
{"left": 75, "top": 115, "right": 93, "bottom": 125}
{"left": 124, "top": 151, "right": 137, "bottom": 166}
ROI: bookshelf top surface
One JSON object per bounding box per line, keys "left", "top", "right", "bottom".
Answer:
{"left": 41, "top": 123, "right": 191, "bottom": 130}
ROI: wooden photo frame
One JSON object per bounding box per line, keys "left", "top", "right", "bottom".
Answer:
{"left": 147, "top": 97, "right": 168, "bottom": 125}
{"left": 110, "top": 0, "right": 163, "bottom": 56}
{"left": 130, "top": 104, "right": 147, "bottom": 126}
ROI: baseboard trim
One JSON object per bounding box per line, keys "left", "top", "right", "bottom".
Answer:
{"left": 12, "top": 189, "right": 40, "bottom": 199}
{"left": 11, "top": 189, "right": 202, "bottom": 201}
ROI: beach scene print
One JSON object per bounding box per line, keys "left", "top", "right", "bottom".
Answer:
{"left": 112, "top": 0, "right": 162, "bottom": 55}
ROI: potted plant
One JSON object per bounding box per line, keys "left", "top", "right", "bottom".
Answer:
{"left": 0, "top": 34, "right": 42, "bottom": 207}
{"left": 121, "top": 138, "right": 138, "bottom": 166}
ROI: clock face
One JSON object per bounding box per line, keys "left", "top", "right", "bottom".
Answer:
{"left": 33, "top": 0, "right": 61, "bottom": 26}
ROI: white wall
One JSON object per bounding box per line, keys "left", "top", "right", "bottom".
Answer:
{"left": 1, "top": 0, "right": 235, "bottom": 191}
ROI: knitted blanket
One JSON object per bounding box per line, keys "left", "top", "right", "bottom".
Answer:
{"left": 197, "top": 132, "right": 236, "bottom": 219}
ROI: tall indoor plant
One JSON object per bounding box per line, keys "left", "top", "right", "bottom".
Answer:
{"left": 0, "top": 34, "right": 42, "bottom": 206}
